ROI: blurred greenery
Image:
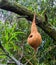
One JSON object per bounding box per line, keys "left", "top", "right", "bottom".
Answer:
{"left": 0, "top": 0, "right": 56, "bottom": 65}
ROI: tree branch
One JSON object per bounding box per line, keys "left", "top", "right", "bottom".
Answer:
{"left": 0, "top": 42, "right": 24, "bottom": 65}
{"left": 0, "top": 0, "right": 56, "bottom": 41}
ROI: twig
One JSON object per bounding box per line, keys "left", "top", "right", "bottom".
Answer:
{"left": 24, "top": 56, "right": 33, "bottom": 65}
{"left": 0, "top": 42, "right": 24, "bottom": 65}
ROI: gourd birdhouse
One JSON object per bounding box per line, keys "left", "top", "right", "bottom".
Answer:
{"left": 27, "top": 13, "right": 42, "bottom": 51}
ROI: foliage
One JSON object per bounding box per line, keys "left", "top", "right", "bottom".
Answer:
{"left": 0, "top": 0, "right": 56, "bottom": 65}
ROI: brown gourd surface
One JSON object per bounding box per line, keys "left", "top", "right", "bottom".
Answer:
{"left": 27, "top": 13, "right": 42, "bottom": 51}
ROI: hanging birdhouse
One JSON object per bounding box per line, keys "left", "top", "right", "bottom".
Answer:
{"left": 27, "top": 13, "right": 42, "bottom": 51}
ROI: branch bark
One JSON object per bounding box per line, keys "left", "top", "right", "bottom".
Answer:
{"left": 0, "top": 42, "right": 24, "bottom": 65}
{"left": 0, "top": 0, "right": 56, "bottom": 41}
